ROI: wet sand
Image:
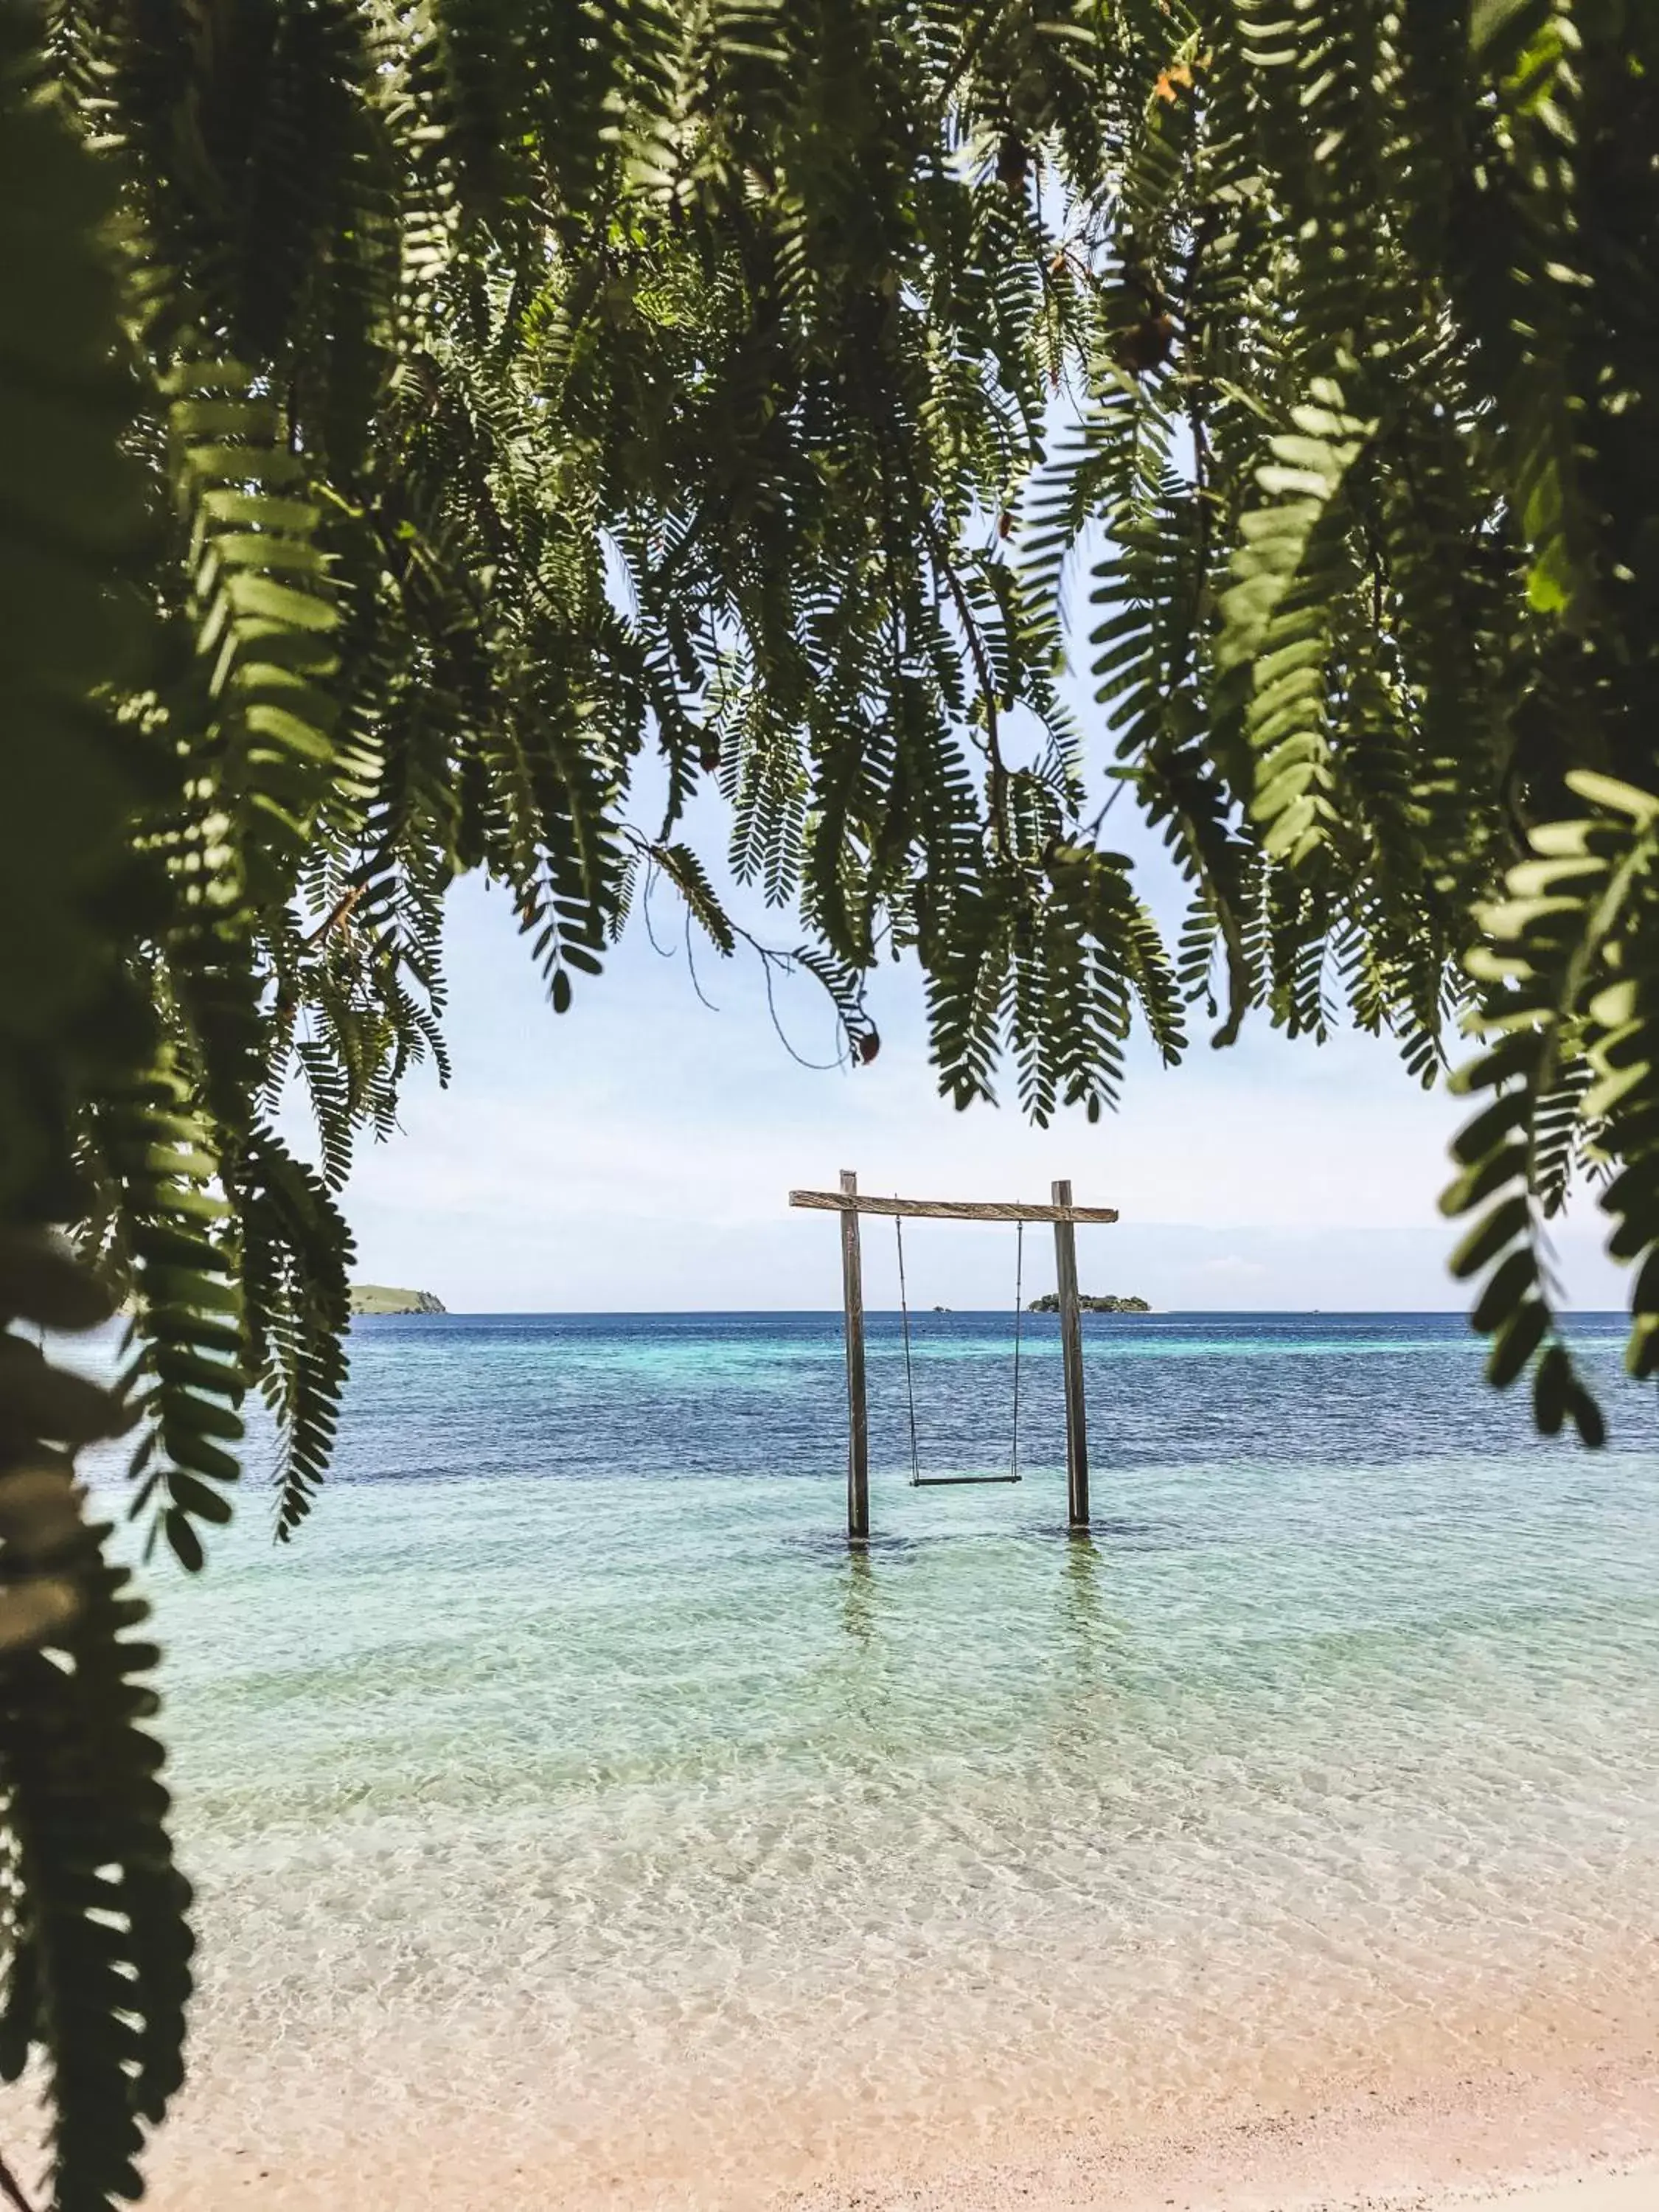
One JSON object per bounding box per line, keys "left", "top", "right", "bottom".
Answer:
{"left": 779, "top": 2038, "right": 1659, "bottom": 2212}
{"left": 126, "top": 2025, "right": 1657, "bottom": 2211}
{"left": 1498, "top": 2180, "right": 1654, "bottom": 2212}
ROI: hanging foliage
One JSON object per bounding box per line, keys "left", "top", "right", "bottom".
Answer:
{"left": 6, "top": 0, "right": 1659, "bottom": 2197}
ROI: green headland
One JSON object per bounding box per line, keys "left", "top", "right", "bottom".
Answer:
{"left": 349, "top": 1284, "right": 447, "bottom": 1316}
{"left": 1026, "top": 1293, "right": 1150, "bottom": 1315}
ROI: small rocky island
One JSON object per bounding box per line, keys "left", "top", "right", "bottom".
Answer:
{"left": 1027, "top": 1292, "right": 1150, "bottom": 1315}
{"left": 349, "top": 1284, "right": 447, "bottom": 1316}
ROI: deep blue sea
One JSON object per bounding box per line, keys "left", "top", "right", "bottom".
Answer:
{"left": 307, "top": 1306, "right": 1659, "bottom": 1486}
{"left": 122, "top": 1311, "right": 1659, "bottom": 2208}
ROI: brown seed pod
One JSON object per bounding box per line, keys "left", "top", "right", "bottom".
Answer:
{"left": 1110, "top": 313, "right": 1175, "bottom": 375}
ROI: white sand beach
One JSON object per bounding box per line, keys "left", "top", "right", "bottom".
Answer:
{"left": 782, "top": 2041, "right": 1659, "bottom": 2212}
{"left": 126, "top": 2006, "right": 1657, "bottom": 2211}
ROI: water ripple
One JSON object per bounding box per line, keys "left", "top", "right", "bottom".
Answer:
{"left": 128, "top": 1311, "right": 1659, "bottom": 2191}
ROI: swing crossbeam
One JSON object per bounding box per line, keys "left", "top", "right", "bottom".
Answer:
{"left": 790, "top": 1171, "right": 1111, "bottom": 1543}
{"left": 790, "top": 1191, "right": 1119, "bottom": 1224}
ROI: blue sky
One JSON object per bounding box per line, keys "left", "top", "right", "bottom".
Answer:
{"left": 309, "top": 544, "right": 1627, "bottom": 1315}
{"left": 320, "top": 859, "right": 1625, "bottom": 1317}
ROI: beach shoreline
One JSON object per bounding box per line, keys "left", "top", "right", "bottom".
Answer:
{"left": 798, "top": 2168, "right": 1659, "bottom": 2212}
{"left": 124, "top": 2025, "right": 1658, "bottom": 2211}
{"left": 781, "top": 2042, "right": 1659, "bottom": 2212}
{"left": 1484, "top": 2179, "right": 1655, "bottom": 2212}
{"left": 807, "top": 2170, "right": 1658, "bottom": 2212}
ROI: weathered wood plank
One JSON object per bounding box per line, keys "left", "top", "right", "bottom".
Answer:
{"left": 911, "top": 1473, "right": 1023, "bottom": 1486}
{"left": 790, "top": 1191, "right": 1119, "bottom": 1225}
{"left": 839, "top": 1169, "right": 870, "bottom": 1543}
{"left": 1052, "top": 1178, "right": 1091, "bottom": 1533}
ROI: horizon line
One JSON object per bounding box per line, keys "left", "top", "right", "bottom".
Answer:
{"left": 349, "top": 1305, "right": 1630, "bottom": 1319}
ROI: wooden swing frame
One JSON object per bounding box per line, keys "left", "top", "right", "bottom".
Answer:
{"left": 788, "top": 1172, "right": 1119, "bottom": 1543}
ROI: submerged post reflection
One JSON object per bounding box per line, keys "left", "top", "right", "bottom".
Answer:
{"left": 1057, "top": 1525, "right": 1122, "bottom": 1686}
{"left": 841, "top": 1541, "right": 877, "bottom": 1646}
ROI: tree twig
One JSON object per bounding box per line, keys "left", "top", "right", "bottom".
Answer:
{"left": 301, "top": 883, "right": 366, "bottom": 952}
{"left": 619, "top": 826, "right": 866, "bottom": 1067}
{"left": 683, "top": 908, "right": 719, "bottom": 1012}
{"left": 759, "top": 951, "right": 850, "bottom": 1072}
{"left": 639, "top": 860, "right": 677, "bottom": 959}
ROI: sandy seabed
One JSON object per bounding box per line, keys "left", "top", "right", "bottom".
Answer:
{"left": 37, "top": 1352, "right": 1659, "bottom": 2212}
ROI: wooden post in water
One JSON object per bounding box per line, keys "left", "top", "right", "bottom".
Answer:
{"left": 1051, "top": 1177, "right": 1090, "bottom": 1531}
{"left": 839, "top": 1168, "right": 870, "bottom": 1542}
{"left": 790, "top": 1175, "right": 1113, "bottom": 1542}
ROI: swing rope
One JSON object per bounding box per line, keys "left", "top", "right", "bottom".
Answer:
{"left": 1010, "top": 1220, "right": 1023, "bottom": 1482}
{"left": 894, "top": 1211, "right": 922, "bottom": 1486}
{"left": 894, "top": 1210, "right": 1023, "bottom": 1487}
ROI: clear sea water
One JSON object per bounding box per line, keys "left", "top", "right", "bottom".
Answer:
{"left": 133, "top": 1312, "right": 1659, "bottom": 2204}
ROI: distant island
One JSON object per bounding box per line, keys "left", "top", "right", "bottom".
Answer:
{"left": 349, "top": 1284, "right": 447, "bottom": 1315}
{"left": 1027, "top": 1293, "right": 1150, "bottom": 1315}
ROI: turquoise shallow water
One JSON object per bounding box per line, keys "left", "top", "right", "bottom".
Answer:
{"left": 123, "top": 1312, "right": 1659, "bottom": 2201}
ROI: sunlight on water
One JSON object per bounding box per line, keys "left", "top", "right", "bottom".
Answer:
{"left": 131, "top": 1313, "right": 1659, "bottom": 2201}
